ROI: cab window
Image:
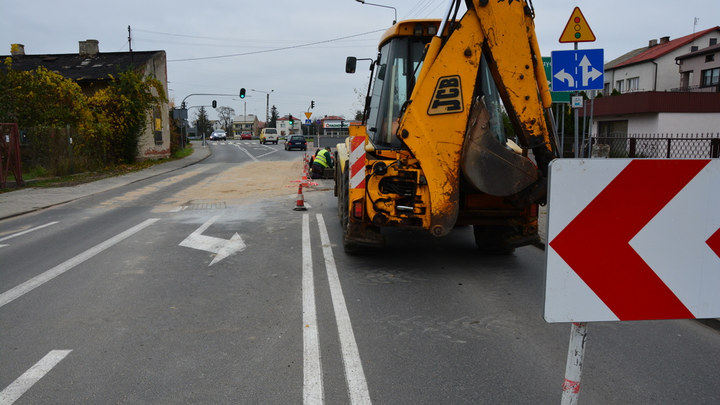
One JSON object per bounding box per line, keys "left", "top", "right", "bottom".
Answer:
{"left": 366, "top": 37, "right": 426, "bottom": 149}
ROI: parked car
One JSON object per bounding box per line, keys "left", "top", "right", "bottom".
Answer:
{"left": 209, "top": 130, "right": 226, "bottom": 141}
{"left": 285, "top": 134, "right": 307, "bottom": 151}
{"left": 240, "top": 131, "right": 252, "bottom": 140}
{"left": 260, "top": 128, "right": 278, "bottom": 144}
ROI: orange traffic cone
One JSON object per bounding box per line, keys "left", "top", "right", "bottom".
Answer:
{"left": 293, "top": 184, "right": 307, "bottom": 211}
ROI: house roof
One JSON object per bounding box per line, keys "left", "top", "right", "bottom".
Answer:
{"left": 606, "top": 26, "right": 720, "bottom": 69}
{"left": 1, "top": 50, "right": 163, "bottom": 82}
{"left": 580, "top": 91, "right": 720, "bottom": 117}
{"left": 676, "top": 43, "right": 720, "bottom": 61}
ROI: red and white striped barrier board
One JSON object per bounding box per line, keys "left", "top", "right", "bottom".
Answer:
{"left": 349, "top": 136, "right": 366, "bottom": 190}
{"left": 545, "top": 159, "right": 720, "bottom": 323}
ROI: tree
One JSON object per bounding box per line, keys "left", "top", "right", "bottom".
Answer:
{"left": 194, "top": 107, "right": 212, "bottom": 138}
{"left": 0, "top": 58, "right": 90, "bottom": 129}
{"left": 354, "top": 110, "right": 363, "bottom": 120}
{"left": 88, "top": 69, "right": 166, "bottom": 164}
{"left": 216, "top": 106, "right": 235, "bottom": 134}
{"left": 269, "top": 105, "right": 279, "bottom": 128}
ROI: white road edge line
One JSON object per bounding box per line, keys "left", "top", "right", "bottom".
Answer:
{"left": 316, "top": 214, "right": 372, "bottom": 405}
{"left": 0, "top": 221, "right": 59, "bottom": 243}
{"left": 0, "top": 349, "right": 72, "bottom": 405}
{"left": 0, "top": 218, "right": 160, "bottom": 308}
{"left": 303, "top": 214, "right": 324, "bottom": 404}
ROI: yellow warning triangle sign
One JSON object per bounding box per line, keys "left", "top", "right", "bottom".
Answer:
{"left": 304, "top": 112, "right": 312, "bottom": 119}
{"left": 559, "top": 7, "right": 596, "bottom": 43}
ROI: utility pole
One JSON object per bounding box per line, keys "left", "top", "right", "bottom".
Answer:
{"left": 252, "top": 89, "right": 274, "bottom": 124}
{"left": 128, "top": 25, "right": 133, "bottom": 64}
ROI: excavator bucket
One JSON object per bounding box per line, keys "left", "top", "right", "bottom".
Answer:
{"left": 460, "top": 97, "right": 539, "bottom": 197}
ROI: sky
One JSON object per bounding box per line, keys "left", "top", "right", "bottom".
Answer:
{"left": 2, "top": 0, "right": 718, "bottom": 121}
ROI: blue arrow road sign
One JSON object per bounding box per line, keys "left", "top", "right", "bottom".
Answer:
{"left": 551, "top": 49, "right": 604, "bottom": 92}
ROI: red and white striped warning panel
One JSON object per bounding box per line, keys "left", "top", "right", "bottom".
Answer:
{"left": 544, "top": 159, "right": 720, "bottom": 323}
{"left": 349, "top": 136, "right": 366, "bottom": 189}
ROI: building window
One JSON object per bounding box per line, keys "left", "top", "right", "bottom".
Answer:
{"left": 705, "top": 54, "right": 715, "bottom": 63}
{"left": 598, "top": 120, "right": 628, "bottom": 137}
{"left": 603, "top": 82, "right": 610, "bottom": 96}
{"left": 701, "top": 68, "right": 720, "bottom": 87}
{"left": 710, "top": 38, "right": 718, "bottom": 46}
{"left": 615, "top": 80, "right": 624, "bottom": 93}
{"left": 681, "top": 71, "right": 693, "bottom": 88}
{"left": 627, "top": 77, "right": 639, "bottom": 92}
{"left": 153, "top": 107, "right": 163, "bottom": 144}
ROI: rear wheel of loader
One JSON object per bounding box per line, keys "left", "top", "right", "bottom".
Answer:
{"left": 473, "top": 225, "right": 516, "bottom": 255}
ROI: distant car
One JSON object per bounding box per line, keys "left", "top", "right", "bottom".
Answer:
{"left": 260, "top": 128, "right": 279, "bottom": 144}
{"left": 209, "top": 130, "right": 226, "bottom": 141}
{"left": 240, "top": 131, "right": 252, "bottom": 140}
{"left": 285, "top": 134, "right": 307, "bottom": 151}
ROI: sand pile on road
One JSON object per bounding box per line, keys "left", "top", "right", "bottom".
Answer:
{"left": 160, "top": 160, "right": 306, "bottom": 210}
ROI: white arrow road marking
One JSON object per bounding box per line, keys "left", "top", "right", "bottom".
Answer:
{"left": 554, "top": 69, "right": 575, "bottom": 87}
{"left": 579, "top": 55, "right": 602, "bottom": 87}
{"left": 179, "top": 215, "right": 246, "bottom": 266}
{"left": 0, "top": 350, "right": 72, "bottom": 405}
{"left": 233, "top": 144, "right": 260, "bottom": 162}
{"left": 0, "top": 221, "right": 59, "bottom": 249}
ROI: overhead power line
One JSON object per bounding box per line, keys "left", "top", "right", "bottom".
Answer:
{"left": 167, "top": 29, "right": 384, "bottom": 63}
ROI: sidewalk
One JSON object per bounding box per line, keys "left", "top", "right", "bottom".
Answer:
{"left": 0, "top": 141, "right": 211, "bottom": 220}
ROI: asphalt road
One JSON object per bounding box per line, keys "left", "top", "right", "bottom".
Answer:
{"left": 1, "top": 139, "right": 719, "bottom": 404}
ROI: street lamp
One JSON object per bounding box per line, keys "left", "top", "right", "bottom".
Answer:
{"left": 251, "top": 89, "right": 274, "bottom": 124}
{"left": 355, "top": 0, "right": 397, "bottom": 25}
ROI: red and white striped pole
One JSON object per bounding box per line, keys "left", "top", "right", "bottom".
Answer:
{"left": 561, "top": 322, "right": 588, "bottom": 405}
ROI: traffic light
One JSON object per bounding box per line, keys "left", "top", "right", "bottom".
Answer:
{"left": 212, "top": 100, "right": 217, "bottom": 108}
{"left": 239, "top": 88, "right": 246, "bottom": 99}
{"left": 288, "top": 115, "right": 294, "bottom": 125}
{"left": 311, "top": 100, "right": 315, "bottom": 109}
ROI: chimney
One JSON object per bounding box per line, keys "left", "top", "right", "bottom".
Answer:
{"left": 649, "top": 39, "right": 658, "bottom": 47}
{"left": 659, "top": 36, "right": 670, "bottom": 44}
{"left": 79, "top": 39, "right": 99, "bottom": 57}
{"left": 10, "top": 43, "right": 25, "bottom": 56}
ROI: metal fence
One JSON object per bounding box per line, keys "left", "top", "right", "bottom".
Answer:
{"left": 591, "top": 133, "right": 720, "bottom": 159}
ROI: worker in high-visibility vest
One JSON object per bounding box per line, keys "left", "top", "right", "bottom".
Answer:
{"left": 311, "top": 147, "right": 333, "bottom": 179}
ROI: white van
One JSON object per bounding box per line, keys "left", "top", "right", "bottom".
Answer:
{"left": 260, "top": 128, "right": 278, "bottom": 144}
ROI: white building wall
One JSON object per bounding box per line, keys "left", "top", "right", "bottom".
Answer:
{"left": 593, "top": 112, "right": 720, "bottom": 136}
{"left": 138, "top": 51, "right": 171, "bottom": 160}
{"left": 656, "top": 112, "right": 720, "bottom": 134}
{"left": 654, "top": 53, "right": 683, "bottom": 91}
